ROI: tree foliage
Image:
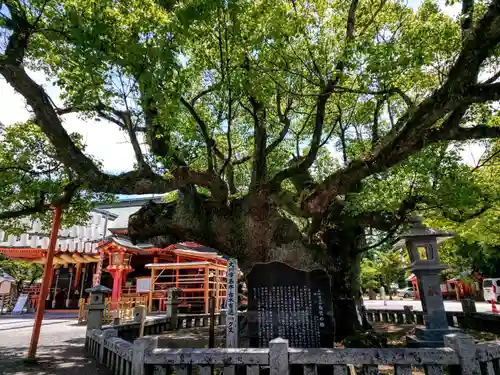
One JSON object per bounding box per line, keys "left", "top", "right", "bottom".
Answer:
{"left": 3, "top": 0, "right": 500, "bottom": 340}
{"left": 360, "top": 249, "right": 406, "bottom": 292}
{"left": 0, "top": 0, "right": 499, "bottom": 207}
{"left": 1, "top": 0, "right": 500, "bottom": 275}
{"left": 0, "top": 121, "right": 114, "bottom": 232}
{"left": 0, "top": 254, "right": 43, "bottom": 294}
{"left": 1, "top": 0, "right": 500, "bottom": 268}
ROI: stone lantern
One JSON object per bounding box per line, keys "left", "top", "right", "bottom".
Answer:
{"left": 85, "top": 285, "right": 112, "bottom": 330}
{"left": 396, "top": 216, "right": 460, "bottom": 347}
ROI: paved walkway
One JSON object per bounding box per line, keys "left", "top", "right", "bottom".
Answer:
{"left": 0, "top": 315, "right": 110, "bottom": 375}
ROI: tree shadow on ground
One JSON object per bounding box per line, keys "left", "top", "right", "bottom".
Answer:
{"left": 0, "top": 320, "right": 73, "bottom": 331}
{"left": 0, "top": 342, "right": 111, "bottom": 375}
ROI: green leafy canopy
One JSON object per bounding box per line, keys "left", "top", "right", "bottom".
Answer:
{"left": 0, "top": 121, "right": 114, "bottom": 233}
{"left": 2, "top": 0, "right": 500, "bottom": 255}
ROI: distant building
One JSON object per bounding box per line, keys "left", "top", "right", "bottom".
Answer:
{"left": 0, "top": 196, "right": 228, "bottom": 313}
{"left": 0, "top": 268, "right": 15, "bottom": 294}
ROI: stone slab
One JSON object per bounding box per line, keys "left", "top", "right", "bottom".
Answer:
{"left": 246, "top": 261, "right": 334, "bottom": 348}
{"left": 415, "top": 327, "right": 461, "bottom": 341}
{"left": 406, "top": 335, "right": 446, "bottom": 348}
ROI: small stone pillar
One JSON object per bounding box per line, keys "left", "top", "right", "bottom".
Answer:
{"left": 398, "top": 217, "right": 460, "bottom": 347}
{"left": 134, "top": 305, "right": 147, "bottom": 338}
{"left": 461, "top": 298, "right": 476, "bottom": 314}
{"left": 165, "top": 288, "right": 181, "bottom": 330}
{"left": 85, "top": 285, "right": 111, "bottom": 331}
{"left": 134, "top": 305, "right": 147, "bottom": 322}
{"left": 459, "top": 298, "right": 476, "bottom": 329}
{"left": 220, "top": 309, "right": 227, "bottom": 325}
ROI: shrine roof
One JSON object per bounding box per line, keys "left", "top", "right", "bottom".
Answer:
{"left": 145, "top": 261, "right": 212, "bottom": 267}
{"left": 170, "top": 242, "right": 219, "bottom": 254}
{"left": 113, "top": 236, "right": 155, "bottom": 249}
{"left": 0, "top": 269, "right": 15, "bottom": 283}
{"left": 98, "top": 237, "right": 225, "bottom": 259}
{"left": 98, "top": 236, "right": 157, "bottom": 252}
{"left": 0, "top": 196, "right": 161, "bottom": 251}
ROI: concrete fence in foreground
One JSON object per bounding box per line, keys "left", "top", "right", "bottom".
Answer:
{"left": 86, "top": 326, "right": 500, "bottom": 375}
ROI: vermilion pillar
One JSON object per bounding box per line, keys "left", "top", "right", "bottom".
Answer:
{"left": 108, "top": 269, "right": 130, "bottom": 309}
{"left": 28, "top": 205, "right": 63, "bottom": 359}
{"left": 105, "top": 251, "right": 133, "bottom": 309}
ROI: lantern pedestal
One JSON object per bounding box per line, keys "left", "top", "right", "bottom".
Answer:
{"left": 407, "top": 263, "right": 461, "bottom": 347}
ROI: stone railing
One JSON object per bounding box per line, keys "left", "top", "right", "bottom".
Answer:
{"left": 86, "top": 328, "right": 498, "bottom": 375}
{"left": 364, "top": 308, "right": 500, "bottom": 334}
{"left": 103, "top": 313, "right": 224, "bottom": 342}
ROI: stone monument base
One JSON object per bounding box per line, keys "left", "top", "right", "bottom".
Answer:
{"left": 407, "top": 327, "right": 462, "bottom": 348}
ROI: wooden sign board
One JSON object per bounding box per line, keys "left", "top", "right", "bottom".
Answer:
{"left": 12, "top": 293, "right": 29, "bottom": 314}
{"left": 136, "top": 277, "right": 151, "bottom": 293}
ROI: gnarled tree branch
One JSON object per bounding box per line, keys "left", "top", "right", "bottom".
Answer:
{"left": 269, "top": 0, "right": 359, "bottom": 187}
{"left": 0, "top": 180, "right": 80, "bottom": 219}
{"left": 0, "top": 62, "right": 227, "bottom": 200}
{"left": 305, "top": 0, "right": 500, "bottom": 215}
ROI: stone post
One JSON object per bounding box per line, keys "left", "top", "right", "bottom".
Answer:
{"left": 444, "top": 333, "right": 480, "bottom": 375}
{"left": 225, "top": 258, "right": 239, "bottom": 348}
{"left": 461, "top": 298, "right": 476, "bottom": 314}
{"left": 85, "top": 285, "right": 112, "bottom": 331}
{"left": 458, "top": 298, "right": 476, "bottom": 329}
{"left": 134, "top": 305, "right": 147, "bottom": 338}
{"left": 220, "top": 310, "right": 227, "bottom": 325}
{"left": 99, "top": 329, "right": 118, "bottom": 364}
{"left": 269, "top": 338, "right": 289, "bottom": 375}
{"left": 132, "top": 337, "right": 158, "bottom": 375}
{"left": 403, "top": 305, "right": 414, "bottom": 324}
{"left": 165, "top": 288, "right": 181, "bottom": 330}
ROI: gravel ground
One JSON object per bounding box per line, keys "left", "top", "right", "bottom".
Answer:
{"left": 0, "top": 315, "right": 111, "bottom": 375}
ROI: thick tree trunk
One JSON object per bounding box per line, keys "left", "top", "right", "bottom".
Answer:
{"left": 321, "top": 225, "right": 369, "bottom": 342}
{"left": 128, "top": 190, "right": 369, "bottom": 342}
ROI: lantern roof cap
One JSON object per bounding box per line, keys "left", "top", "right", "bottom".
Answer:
{"left": 393, "top": 216, "right": 455, "bottom": 250}
{"left": 400, "top": 215, "right": 455, "bottom": 239}
{"left": 85, "top": 285, "right": 112, "bottom": 294}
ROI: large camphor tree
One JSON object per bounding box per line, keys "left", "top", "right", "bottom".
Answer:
{"left": 3, "top": 0, "right": 500, "bottom": 339}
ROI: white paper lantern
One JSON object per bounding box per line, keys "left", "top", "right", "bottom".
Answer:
{"left": 30, "top": 235, "right": 38, "bottom": 248}
{"left": 20, "top": 234, "right": 29, "bottom": 246}
{"left": 32, "top": 220, "right": 42, "bottom": 233}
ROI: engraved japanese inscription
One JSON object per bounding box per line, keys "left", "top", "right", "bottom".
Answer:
{"left": 246, "top": 261, "right": 334, "bottom": 348}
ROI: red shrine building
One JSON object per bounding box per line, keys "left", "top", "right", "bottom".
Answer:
{"left": 0, "top": 197, "right": 228, "bottom": 314}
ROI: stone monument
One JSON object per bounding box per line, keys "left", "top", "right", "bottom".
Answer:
{"left": 246, "top": 261, "right": 334, "bottom": 348}
{"left": 397, "top": 216, "right": 460, "bottom": 347}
